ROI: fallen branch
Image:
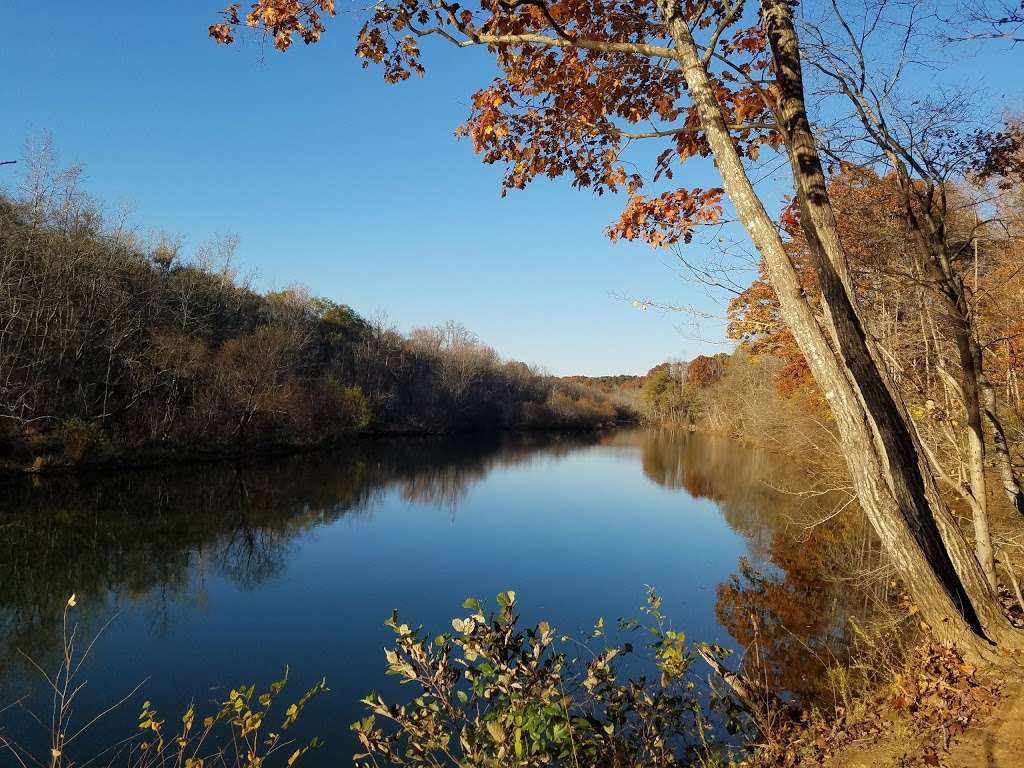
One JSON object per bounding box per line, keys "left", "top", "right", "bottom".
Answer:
{"left": 697, "top": 645, "right": 784, "bottom": 719}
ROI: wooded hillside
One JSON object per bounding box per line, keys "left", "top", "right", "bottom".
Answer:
{"left": 0, "top": 179, "right": 626, "bottom": 471}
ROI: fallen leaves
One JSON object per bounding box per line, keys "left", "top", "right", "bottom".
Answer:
{"left": 742, "top": 641, "right": 1000, "bottom": 768}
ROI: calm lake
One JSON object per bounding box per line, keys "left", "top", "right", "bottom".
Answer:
{"left": 0, "top": 429, "right": 853, "bottom": 765}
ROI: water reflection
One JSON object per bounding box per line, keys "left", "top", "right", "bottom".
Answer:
{"left": 0, "top": 433, "right": 601, "bottom": 671}
{"left": 630, "top": 429, "right": 865, "bottom": 701}
{"left": 0, "top": 429, "right": 866, "bottom": 763}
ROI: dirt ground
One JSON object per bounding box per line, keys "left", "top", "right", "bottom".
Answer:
{"left": 944, "top": 678, "right": 1024, "bottom": 768}
{"left": 833, "top": 678, "right": 1024, "bottom": 768}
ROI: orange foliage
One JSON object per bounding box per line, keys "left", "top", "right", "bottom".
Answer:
{"left": 210, "top": 2, "right": 335, "bottom": 50}
{"left": 209, "top": 0, "right": 783, "bottom": 244}
{"left": 685, "top": 354, "right": 725, "bottom": 388}
{"left": 728, "top": 162, "right": 1024, "bottom": 407}
{"left": 609, "top": 187, "right": 724, "bottom": 246}
{"left": 728, "top": 165, "right": 918, "bottom": 399}
{"left": 716, "top": 532, "right": 843, "bottom": 701}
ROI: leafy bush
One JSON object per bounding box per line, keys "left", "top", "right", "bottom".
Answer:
{"left": 351, "top": 589, "right": 733, "bottom": 768}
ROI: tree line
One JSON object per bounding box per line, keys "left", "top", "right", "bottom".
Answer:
{"left": 0, "top": 163, "right": 626, "bottom": 471}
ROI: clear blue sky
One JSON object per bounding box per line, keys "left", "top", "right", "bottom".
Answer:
{"left": 2, "top": 2, "right": 1020, "bottom": 375}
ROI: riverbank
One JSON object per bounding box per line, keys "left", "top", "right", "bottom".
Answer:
{"left": 822, "top": 658, "right": 1024, "bottom": 768}
{"left": 2, "top": 187, "right": 637, "bottom": 478}
{"left": 720, "top": 623, "right": 1022, "bottom": 767}
{"left": 0, "top": 418, "right": 634, "bottom": 477}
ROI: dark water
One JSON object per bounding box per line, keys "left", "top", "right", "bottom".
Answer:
{"left": 0, "top": 429, "right": 853, "bottom": 765}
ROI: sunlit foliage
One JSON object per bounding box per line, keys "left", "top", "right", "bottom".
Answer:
{"left": 351, "top": 589, "right": 735, "bottom": 767}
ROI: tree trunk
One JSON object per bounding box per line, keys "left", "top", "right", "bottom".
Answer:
{"left": 981, "top": 373, "right": 1024, "bottom": 517}
{"left": 894, "top": 173, "right": 1000, "bottom": 584}
{"left": 759, "top": 0, "right": 1014, "bottom": 650}
{"left": 653, "top": 0, "right": 1020, "bottom": 657}
{"left": 954, "top": 324, "right": 997, "bottom": 586}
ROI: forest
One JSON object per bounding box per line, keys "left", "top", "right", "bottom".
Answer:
{"left": 0, "top": 168, "right": 627, "bottom": 472}
{"left": 595, "top": 153, "right": 1024, "bottom": 545}
{"left": 616, "top": 150, "right": 1024, "bottom": 656}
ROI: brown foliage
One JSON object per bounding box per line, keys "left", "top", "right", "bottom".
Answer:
{"left": 210, "top": 0, "right": 781, "bottom": 240}
{"left": 210, "top": 1, "right": 335, "bottom": 50}
{"left": 727, "top": 162, "right": 1024, "bottom": 417}
{"left": 739, "top": 638, "right": 999, "bottom": 768}
{"left": 0, "top": 176, "right": 625, "bottom": 469}
{"left": 685, "top": 353, "right": 726, "bottom": 389}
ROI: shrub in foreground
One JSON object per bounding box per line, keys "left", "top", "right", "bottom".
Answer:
{"left": 351, "top": 589, "right": 735, "bottom": 768}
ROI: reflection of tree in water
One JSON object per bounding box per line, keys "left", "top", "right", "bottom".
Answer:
{"left": 716, "top": 538, "right": 846, "bottom": 703}
{"left": 218, "top": 517, "right": 288, "bottom": 588}
{"left": 395, "top": 433, "right": 592, "bottom": 511}
{"left": 399, "top": 464, "right": 483, "bottom": 510}
{"left": 2, "top": 428, "right": 873, "bottom": 710}
{"left": 0, "top": 432, "right": 598, "bottom": 677}
{"left": 628, "top": 428, "right": 877, "bottom": 706}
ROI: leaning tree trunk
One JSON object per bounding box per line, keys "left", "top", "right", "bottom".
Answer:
{"left": 891, "top": 159, "right": 1000, "bottom": 585}
{"left": 759, "top": 0, "right": 1016, "bottom": 652}
{"left": 654, "top": 0, "right": 1020, "bottom": 658}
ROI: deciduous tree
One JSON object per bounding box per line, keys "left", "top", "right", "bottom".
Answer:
{"left": 209, "top": 0, "right": 1023, "bottom": 656}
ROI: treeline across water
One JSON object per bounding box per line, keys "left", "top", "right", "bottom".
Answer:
{"left": 0, "top": 163, "right": 626, "bottom": 471}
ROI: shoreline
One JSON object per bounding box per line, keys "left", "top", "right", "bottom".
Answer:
{"left": 0, "top": 420, "right": 636, "bottom": 479}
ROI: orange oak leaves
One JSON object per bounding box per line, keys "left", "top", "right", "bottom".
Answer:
{"left": 210, "top": 0, "right": 782, "bottom": 244}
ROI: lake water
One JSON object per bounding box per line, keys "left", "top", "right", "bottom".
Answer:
{"left": 0, "top": 429, "right": 853, "bottom": 765}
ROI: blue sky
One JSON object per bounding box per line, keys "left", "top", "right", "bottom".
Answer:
{"left": 2, "top": 2, "right": 1020, "bottom": 375}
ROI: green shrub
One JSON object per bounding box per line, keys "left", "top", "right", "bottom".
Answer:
{"left": 351, "top": 589, "right": 733, "bottom": 768}
{"left": 339, "top": 384, "right": 372, "bottom": 430}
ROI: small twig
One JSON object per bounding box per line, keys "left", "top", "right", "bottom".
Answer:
{"left": 1000, "top": 549, "right": 1024, "bottom": 614}
{"left": 63, "top": 678, "right": 149, "bottom": 747}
